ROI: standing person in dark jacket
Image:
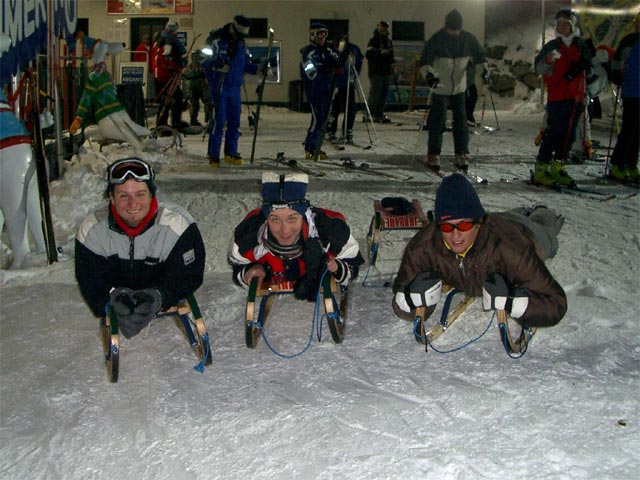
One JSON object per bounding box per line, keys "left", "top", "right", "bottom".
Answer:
{"left": 229, "top": 172, "right": 364, "bottom": 301}
{"left": 327, "top": 34, "right": 364, "bottom": 144}
{"left": 202, "top": 15, "right": 259, "bottom": 167}
{"left": 365, "top": 21, "right": 395, "bottom": 124}
{"left": 75, "top": 158, "right": 206, "bottom": 338}
{"left": 533, "top": 8, "right": 593, "bottom": 187}
{"left": 153, "top": 21, "right": 188, "bottom": 129}
{"left": 608, "top": 12, "right": 639, "bottom": 184}
{"left": 182, "top": 49, "right": 211, "bottom": 127}
{"left": 300, "top": 22, "right": 341, "bottom": 160}
{"left": 392, "top": 173, "right": 567, "bottom": 330}
{"left": 419, "top": 9, "right": 487, "bottom": 173}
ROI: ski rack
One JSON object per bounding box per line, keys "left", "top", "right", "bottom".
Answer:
{"left": 245, "top": 275, "right": 347, "bottom": 349}
{"left": 101, "top": 293, "right": 212, "bottom": 383}
{"left": 366, "top": 199, "right": 430, "bottom": 266}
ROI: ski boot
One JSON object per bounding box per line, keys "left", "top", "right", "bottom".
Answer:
{"left": 423, "top": 154, "right": 441, "bottom": 173}
{"left": 208, "top": 156, "right": 220, "bottom": 168}
{"left": 550, "top": 160, "right": 576, "bottom": 188}
{"left": 305, "top": 150, "right": 327, "bottom": 160}
{"left": 608, "top": 164, "right": 629, "bottom": 182}
{"left": 345, "top": 130, "right": 354, "bottom": 144}
{"left": 327, "top": 132, "right": 337, "bottom": 143}
{"left": 455, "top": 153, "right": 469, "bottom": 174}
{"left": 224, "top": 153, "right": 245, "bottom": 165}
{"left": 532, "top": 162, "right": 555, "bottom": 186}
{"left": 627, "top": 167, "right": 639, "bottom": 185}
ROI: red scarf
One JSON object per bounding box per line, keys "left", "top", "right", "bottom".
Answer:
{"left": 111, "top": 197, "right": 159, "bottom": 237}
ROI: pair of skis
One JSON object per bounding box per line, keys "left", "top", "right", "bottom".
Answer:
{"left": 326, "top": 157, "right": 413, "bottom": 180}
{"left": 273, "top": 152, "right": 326, "bottom": 177}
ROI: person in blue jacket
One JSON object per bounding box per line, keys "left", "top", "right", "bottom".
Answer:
{"left": 327, "top": 34, "right": 364, "bottom": 144}
{"left": 300, "top": 22, "right": 341, "bottom": 160}
{"left": 609, "top": 12, "right": 639, "bottom": 184}
{"left": 202, "top": 15, "right": 258, "bottom": 167}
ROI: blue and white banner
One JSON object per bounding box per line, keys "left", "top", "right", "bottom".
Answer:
{"left": 0, "top": 0, "right": 78, "bottom": 86}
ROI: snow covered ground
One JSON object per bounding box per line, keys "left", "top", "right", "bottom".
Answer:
{"left": 1, "top": 87, "right": 639, "bottom": 479}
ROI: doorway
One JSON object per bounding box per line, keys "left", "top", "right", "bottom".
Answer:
{"left": 130, "top": 17, "right": 169, "bottom": 61}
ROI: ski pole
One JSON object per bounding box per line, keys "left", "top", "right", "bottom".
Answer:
{"left": 413, "top": 85, "right": 434, "bottom": 161}
{"left": 352, "top": 65, "right": 377, "bottom": 145}
{"left": 605, "top": 84, "right": 620, "bottom": 173}
{"left": 250, "top": 27, "right": 275, "bottom": 163}
{"left": 242, "top": 83, "right": 255, "bottom": 128}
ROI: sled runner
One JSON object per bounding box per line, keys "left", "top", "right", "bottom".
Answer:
{"left": 367, "top": 198, "right": 430, "bottom": 266}
{"left": 413, "top": 288, "right": 474, "bottom": 349}
{"left": 496, "top": 309, "right": 537, "bottom": 356}
{"left": 245, "top": 274, "right": 348, "bottom": 349}
{"left": 101, "top": 293, "right": 212, "bottom": 383}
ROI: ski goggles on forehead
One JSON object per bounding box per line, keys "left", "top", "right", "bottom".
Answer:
{"left": 438, "top": 220, "right": 478, "bottom": 233}
{"left": 107, "top": 158, "right": 155, "bottom": 185}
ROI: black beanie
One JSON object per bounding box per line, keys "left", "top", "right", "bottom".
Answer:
{"left": 445, "top": 9, "right": 463, "bottom": 30}
{"left": 434, "top": 173, "right": 485, "bottom": 223}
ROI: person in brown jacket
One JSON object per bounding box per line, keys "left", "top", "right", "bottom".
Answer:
{"left": 392, "top": 173, "right": 567, "bottom": 329}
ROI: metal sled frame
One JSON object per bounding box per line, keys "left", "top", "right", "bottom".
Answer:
{"left": 245, "top": 275, "right": 347, "bottom": 349}
{"left": 101, "top": 293, "right": 212, "bottom": 383}
{"left": 367, "top": 199, "right": 430, "bottom": 265}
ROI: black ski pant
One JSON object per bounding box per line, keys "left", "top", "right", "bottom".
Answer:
{"left": 611, "top": 96, "right": 639, "bottom": 171}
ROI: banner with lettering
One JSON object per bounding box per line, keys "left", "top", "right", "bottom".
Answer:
{"left": 0, "top": 0, "right": 78, "bottom": 86}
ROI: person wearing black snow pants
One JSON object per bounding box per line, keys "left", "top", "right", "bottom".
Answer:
{"left": 327, "top": 35, "right": 364, "bottom": 144}
{"left": 300, "top": 22, "right": 341, "bottom": 160}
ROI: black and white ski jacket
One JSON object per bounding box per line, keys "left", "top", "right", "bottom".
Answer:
{"left": 75, "top": 201, "right": 205, "bottom": 318}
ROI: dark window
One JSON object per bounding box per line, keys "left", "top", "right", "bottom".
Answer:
{"left": 392, "top": 21, "right": 424, "bottom": 41}
{"left": 248, "top": 18, "right": 269, "bottom": 38}
{"left": 310, "top": 19, "right": 349, "bottom": 44}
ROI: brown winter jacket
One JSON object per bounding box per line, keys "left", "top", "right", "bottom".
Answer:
{"left": 392, "top": 215, "right": 567, "bottom": 328}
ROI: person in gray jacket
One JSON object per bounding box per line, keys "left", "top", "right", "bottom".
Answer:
{"left": 419, "top": 9, "right": 486, "bottom": 173}
{"left": 75, "top": 157, "right": 205, "bottom": 338}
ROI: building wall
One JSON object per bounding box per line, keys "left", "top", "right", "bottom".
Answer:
{"left": 79, "top": 0, "right": 485, "bottom": 105}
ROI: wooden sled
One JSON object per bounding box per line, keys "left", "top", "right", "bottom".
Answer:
{"left": 367, "top": 198, "right": 430, "bottom": 266}
{"left": 101, "top": 293, "right": 212, "bottom": 383}
{"left": 414, "top": 288, "right": 474, "bottom": 349}
{"left": 245, "top": 275, "right": 348, "bottom": 349}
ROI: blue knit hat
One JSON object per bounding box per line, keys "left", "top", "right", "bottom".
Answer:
{"left": 434, "top": 173, "right": 486, "bottom": 223}
{"left": 261, "top": 172, "right": 310, "bottom": 218}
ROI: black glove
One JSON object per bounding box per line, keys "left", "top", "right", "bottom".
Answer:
{"left": 482, "top": 273, "right": 529, "bottom": 319}
{"left": 110, "top": 287, "right": 136, "bottom": 317}
{"left": 109, "top": 287, "right": 161, "bottom": 339}
{"left": 405, "top": 271, "right": 442, "bottom": 308}
{"left": 564, "top": 61, "right": 583, "bottom": 81}
{"left": 131, "top": 289, "right": 163, "bottom": 317}
{"left": 426, "top": 73, "right": 439, "bottom": 88}
{"left": 294, "top": 238, "right": 327, "bottom": 301}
